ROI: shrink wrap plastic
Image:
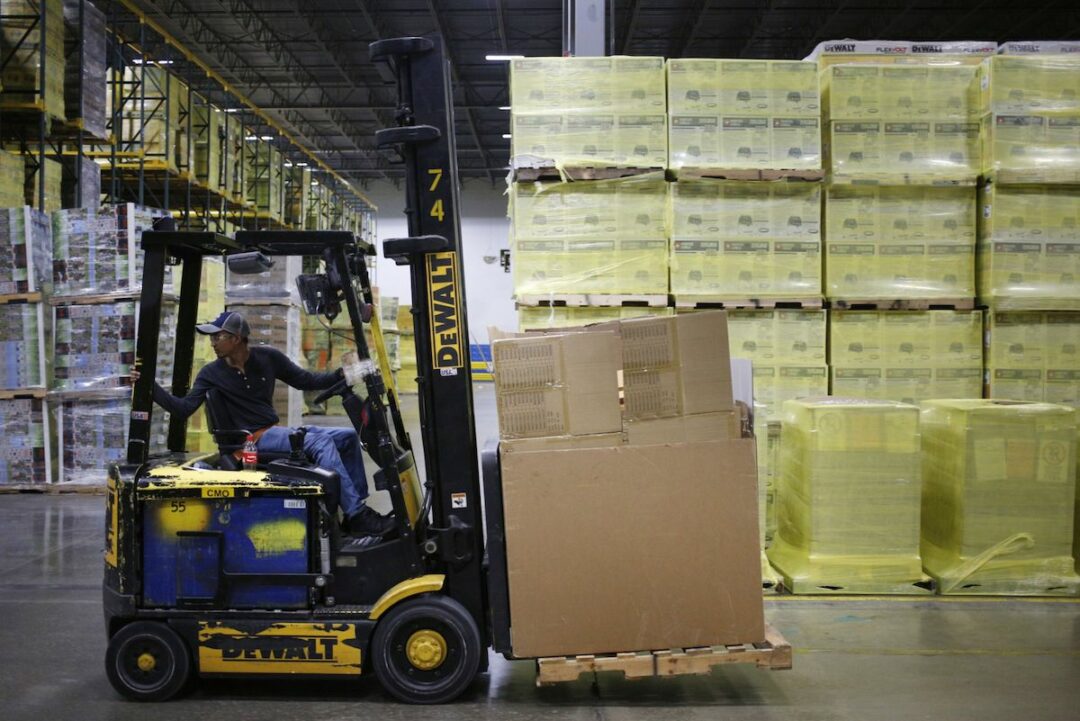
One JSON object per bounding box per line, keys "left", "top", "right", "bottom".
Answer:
{"left": 986, "top": 311, "right": 1080, "bottom": 408}
{"left": 0, "top": 206, "right": 51, "bottom": 294}
{"left": 0, "top": 396, "right": 49, "bottom": 485}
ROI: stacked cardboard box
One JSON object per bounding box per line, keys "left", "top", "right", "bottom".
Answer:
{"left": 0, "top": 206, "right": 52, "bottom": 294}
{"left": 510, "top": 175, "right": 667, "bottom": 297}
{"left": 985, "top": 311, "right": 1080, "bottom": 407}
{"left": 829, "top": 311, "right": 983, "bottom": 403}
{"left": 62, "top": 0, "right": 106, "bottom": 140}
{"left": 824, "top": 185, "right": 976, "bottom": 300}
{"left": 517, "top": 305, "right": 672, "bottom": 330}
{"left": 52, "top": 203, "right": 168, "bottom": 297}
{"left": 726, "top": 309, "right": 827, "bottom": 550}
{"left": 0, "top": 0, "right": 66, "bottom": 118}
{"left": 669, "top": 180, "right": 821, "bottom": 300}
{"left": 494, "top": 311, "right": 764, "bottom": 656}
{"left": 667, "top": 59, "right": 821, "bottom": 172}
{"left": 822, "top": 62, "right": 981, "bottom": 184}
{"left": 0, "top": 396, "right": 51, "bottom": 485}
{"left": 767, "top": 397, "right": 929, "bottom": 593}
{"left": 920, "top": 399, "right": 1079, "bottom": 594}
{"left": 977, "top": 183, "right": 1080, "bottom": 310}
{"left": 0, "top": 150, "right": 26, "bottom": 207}
{"left": 809, "top": 40, "right": 996, "bottom": 69}
{"left": 509, "top": 57, "right": 667, "bottom": 168}
{"left": 0, "top": 301, "right": 46, "bottom": 388}
{"left": 978, "top": 46, "right": 1080, "bottom": 184}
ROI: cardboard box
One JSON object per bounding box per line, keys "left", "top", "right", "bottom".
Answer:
{"left": 493, "top": 331, "right": 621, "bottom": 438}
{"left": 624, "top": 409, "right": 741, "bottom": 445}
{"left": 500, "top": 432, "right": 623, "bottom": 454}
{"left": 620, "top": 312, "right": 733, "bottom": 419}
{"left": 502, "top": 439, "right": 764, "bottom": 657}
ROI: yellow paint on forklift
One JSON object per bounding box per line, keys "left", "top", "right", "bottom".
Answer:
{"left": 369, "top": 574, "right": 446, "bottom": 620}
{"left": 197, "top": 622, "right": 362, "bottom": 675}
{"left": 153, "top": 498, "right": 212, "bottom": 534}
{"left": 139, "top": 466, "right": 322, "bottom": 494}
{"left": 104, "top": 475, "right": 118, "bottom": 568}
{"left": 246, "top": 518, "right": 307, "bottom": 557}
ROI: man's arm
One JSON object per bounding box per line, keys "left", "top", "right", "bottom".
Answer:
{"left": 151, "top": 368, "right": 213, "bottom": 420}
{"left": 268, "top": 347, "right": 343, "bottom": 391}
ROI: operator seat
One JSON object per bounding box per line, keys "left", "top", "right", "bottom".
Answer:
{"left": 203, "top": 388, "right": 300, "bottom": 471}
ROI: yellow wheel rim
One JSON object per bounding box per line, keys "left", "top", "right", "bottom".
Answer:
{"left": 136, "top": 652, "right": 157, "bottom": 672}
{"left": 405, "top": 629, "right": 448, "bottom": 671}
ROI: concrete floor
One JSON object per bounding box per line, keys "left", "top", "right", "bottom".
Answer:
{"left": 1, "top": 385, "right": 1078, "bottom": 720}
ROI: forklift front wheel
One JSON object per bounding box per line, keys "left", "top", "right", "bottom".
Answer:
{"left": 105, "top": 621, "right": 191, "bottom": 702}
{"left": 370, "top": 595, "right": 482, "bottom": 704}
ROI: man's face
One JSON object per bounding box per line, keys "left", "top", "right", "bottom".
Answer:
{"left": 209, "top": 331, "right": 238, "bottom": 357}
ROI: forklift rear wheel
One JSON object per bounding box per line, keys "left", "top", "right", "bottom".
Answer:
{"left": 371, "top": 595, "right": 481, "bottom": 704}
{"left": 105, "top": 621, "right": 191, "bottom": 702}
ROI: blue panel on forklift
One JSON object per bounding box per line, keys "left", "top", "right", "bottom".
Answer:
{"left": 142, "top": 495, "right": 310, "bottom": 609}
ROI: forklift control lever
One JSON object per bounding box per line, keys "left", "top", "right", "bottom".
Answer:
{"left": 312, "top": 377, "right": 351, "bottom": 406}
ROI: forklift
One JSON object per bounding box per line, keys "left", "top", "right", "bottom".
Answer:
{"left": 103, "top": 35, "right": 516, "bottom": 704}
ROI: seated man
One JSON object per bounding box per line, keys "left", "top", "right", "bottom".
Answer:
{"left": 134, "top": 310, "right": 394, "bottom": 538}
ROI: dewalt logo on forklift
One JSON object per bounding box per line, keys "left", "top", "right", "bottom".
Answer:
{"left": 198, "top": 622, "right": 362, "bottom": 675}
{"left": 427, "top": 251, "right": 464, "bottom": 369}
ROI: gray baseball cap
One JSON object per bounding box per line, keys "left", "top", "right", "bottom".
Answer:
{"left": 196, "top": 311, "right": 250, "bottom": 338}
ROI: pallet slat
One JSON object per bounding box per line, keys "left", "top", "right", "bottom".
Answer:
{"left": 515, "top": 293, "right": 669, "bottom": 308}
{"left": 512, "top": 166, "right": 664, "bottom": 182}
{"left": 828, "top": 298, "right": 975, "bottom": 311}
{"left": 535, "top": 624, "right": 791, "bottom": 685}
{"left": 673, "top": 297, "right": 822, "bottom": 310}
{"left": 672, "top": 168, "right": 824, "bottom": 182}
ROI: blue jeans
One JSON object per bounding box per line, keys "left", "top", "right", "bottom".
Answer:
{"left": 257, "top": 426, "right": 368, "bottom": 517}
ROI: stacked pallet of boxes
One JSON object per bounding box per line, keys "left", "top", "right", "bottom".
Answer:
{"left": 48, "top": 203, "right": 174, "bottom": 485}
{"left": 115, "top": 64, "right": 187, "bottom": 173}
{"left": 61, "top": 0, "right": 106, "bottom": 140}
{"left": 509, "top": 57, "right": 669, "bottom": 325}
{"left": 920, "top": 400, "right": 1079, "bottom": 595}
{"left": 0, "top": 151, "right": 25, "bottom": 207}
{"left": 0, "top": 0, "right": 66, "bottom": 120}
{"left": 226, "top": 254, "right": 302, "bottom": 426}
{"left": 192, "top": 98, "right": 225, "bottom": 194}
{"left": 245, "top": 139, "right": 284, "bottom": 223}
{"left": 979, "top": 44, "right": 1080, "bottom": 408}
{"left": 767, "top": 397, "right": 930, "bottom": 593}
{"left": 0, "top": 206, "right": 52, "bottom": 486}
{"left": 819, "top": 41, "right": 987, "bottom": 404}
{"left": 494, "top": 311, "right": 766, "bottom": 657}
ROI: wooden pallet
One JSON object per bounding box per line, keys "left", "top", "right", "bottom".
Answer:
{"left": 0, "top": 292, "right": 43, "bottom": 305}
{"left": 536, "top": 624, "right": 791, "bottom": 685}
{"left": 673, "top": 296, "right": 822, "bottom": 310}
{"left": 513, "top": 166, "right": 663, "bottom": 182}
{"left": 829, "top": 173, "right": 978, "bottom": 187}
{"left": 515, "top": 293, "right": 669, "bottom": 308}
{"left": 829, "top": 298, "right": 976, "bottom": 311}
{"left": 0, "top": 387, "right": 47, "bottom": 400}
{"left": 672, "top": 167, "right": 824, "bottom": 182}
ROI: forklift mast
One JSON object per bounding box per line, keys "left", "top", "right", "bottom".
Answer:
{"left": 370, "top": 36, "right": 485, "bottom": 633}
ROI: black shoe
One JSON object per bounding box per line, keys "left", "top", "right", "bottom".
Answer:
{"left": 345, "top": 505, "right": 396, "bottom": 538}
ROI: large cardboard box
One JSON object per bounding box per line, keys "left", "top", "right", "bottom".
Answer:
{"left": 493, "top": 331, "right": 621, "bottom": 438}
{"left": 623, "top": 409, "right": 741, "bottom": 445}
{"left": 502, "top": 439, "right": 763, "bottom": 657}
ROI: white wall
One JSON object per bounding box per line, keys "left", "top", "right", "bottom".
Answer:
{"left": 364, "top": 178, "right": 515, "bottom": 346}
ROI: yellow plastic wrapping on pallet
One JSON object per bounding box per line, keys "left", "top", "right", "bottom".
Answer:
{"left": 666, "top": 59, "right": 821, "bottom": 172}
{"left": 829, "top": 310, "right": 983, "bottom": 404}
{"left": 509, "top": 56, "right": 667, "bottom": 168}
{"left": 977, "top": 54, "right": 1080, "bottom": 183}
{"left": 727, "top": 309, "right": 826, "bottom": 366}
{"left": 766, "top": 397, "right": 929, "bottom": 594}
{"left": 825, "top": 184, "right": 976, "bottom": 300}
{"left": 510, "top": 175, "right": 668, "bottom": 297}
{"left": 826, "top": 119, "right": 980, "bottom": 184}
{"left": 985, "top": 311, "right": 1080, "bottom": 408}
{"left": 669, "top": 180, "right": 821, "bottom": 299}
{"left": 517, "top": 305, "right": 672, "bottom": 331}
{"left": 920, "top": 399, "right": 1080, "bottom": 595}
{"left": 977, "top": 183, "right": 1080, "bottom": 310}
{"left": 0, "top": 150, "right": 25, "bottom": 207}
{"left": 0, "top": 0, "right": 66, "bottom": 118}
{"left": 823, "top": 64, "right": 980, "bottom": 121}
{"left": 808, "top": 40, "right": 997, "bottom": 69}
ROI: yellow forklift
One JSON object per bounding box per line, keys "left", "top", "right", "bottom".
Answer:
{"left": 103, "top": 36, "right": 515, "bottom": 704}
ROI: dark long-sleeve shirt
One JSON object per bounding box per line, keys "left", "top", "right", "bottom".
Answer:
{"left": 153, "top": 345, "right": 341, "bottom": 430}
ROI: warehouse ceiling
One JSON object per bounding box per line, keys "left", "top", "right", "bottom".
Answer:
{"left": 113, "top": 0, "right": 1080, "bottom": 185}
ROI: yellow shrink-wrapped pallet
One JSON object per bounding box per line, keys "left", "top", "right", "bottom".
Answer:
{"left": 0, "top": 150, "right": 25, "bottom": 207}
{"left": 517, "top": 305, "right": 672, "bottom": 331}
{"left": 920, "top": 399, "right": 1079, "bottom": 595}
{"left": 823, "top": 64, "right": 980, "bottom": 121}
{"left": 766, "top": 397, "right": 929, "bottom": 594}
{"left": 826, "top": 119, "right": 980, "bottom": 184}
{"left": 829, "top": 311, "right": 983, "bottom": 404}
{"left": 510, "top": 175, "right": 668, "bottom": 297}
{"left": 0, "top": 0, "right": 66, "bottom": 118}
{"left": 977, "top": 183, "right": 1080, "bottom": 310}
{"left": 666, "top": 59, "right": 821, "bottom": 172}
{"left": 669, "top": 180, "right": 821, "bottom": 299}
{"left": 727, "top": 309, "right": 826, "bottom": 366}
{"left": 509, "top": 56, "right": 667, "bottom": 168}
{"left": 825, "top": 185, "right": 976, "bottom": 300}
{"left": 985, "top": 311, "right": 1080, "bottom": 408}
{"left": 977, "top": 53, "right": 1080, "bottom": 184}
{"left": 809, "top": 40, "right": 996, "bottom": 69}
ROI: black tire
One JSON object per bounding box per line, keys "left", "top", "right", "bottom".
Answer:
{"left": 370, "top": 595, "right": 482, "bottom": 704}
{"left": 105, "top": 621, "right": 191, "bottom": 702}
